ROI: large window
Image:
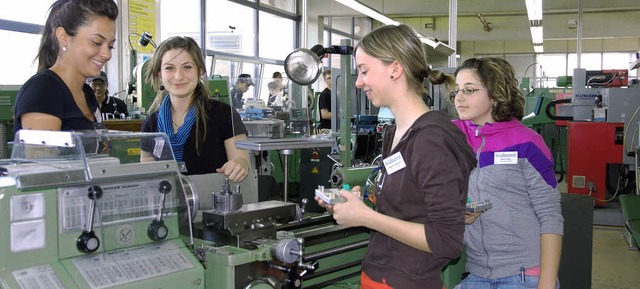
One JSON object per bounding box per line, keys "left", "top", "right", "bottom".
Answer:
{"left": 533, "top": 52, "right": 638, "bottom": 88}
{"left": 259, "top": 0, "right": 296, "bottom": 13}
{"left": 0, "top": 0, "right": 55, "bottom": 84}
{"left": 258, "top": 11, "right": 295, "bottom": 60}
{"left": 0, "top": 1, "right": 54, "bottom": 25}
{"left": 159, "top": 0, "right": 296, "bottom": 107}
{"left": 603, "top": 53, "right": 636, "bottom": 78}
{"left": 160, "top": 0, "right": 201, "bottom": 42}
{"left": 568, "top": 53, "right": 602, "bottom": 72}
{"left": 205, "top": 1, "right": 256, "bottom": 57}
{"left": 0, "top": 30, "right": 41, "bottom": 84}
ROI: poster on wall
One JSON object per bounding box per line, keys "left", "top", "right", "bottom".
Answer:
{"left": 129, "top": 0, "right": 156, "bottom": 54}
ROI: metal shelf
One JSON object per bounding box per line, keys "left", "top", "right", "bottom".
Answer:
{"left": 235, "top": 138, "right": 334, "bottom": 151}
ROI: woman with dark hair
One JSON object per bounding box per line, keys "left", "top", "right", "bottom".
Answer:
{"left": 451, "top": 57, "right": 563, "bottom": 289}
{"left": 14, "top": 0, "right": 119, "bottom": 132}
{"left": 315, "top": 24, "right": 476, "bottom": 289}
{"left": 140, "top": 36, "right": 249, "bottom": 181}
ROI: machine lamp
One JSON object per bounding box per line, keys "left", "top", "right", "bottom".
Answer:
{"left": 284, "top": 44, "right": 353, "bottom": 86}
{"left": 138, "top": 31, "right": 157, "bottom": 48}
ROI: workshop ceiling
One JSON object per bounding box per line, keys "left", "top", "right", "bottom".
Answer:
{"left": 358, "top": 0, "right": 640, "bottom": 16}
{"left": 322, "top": 0, "right": 640, "bottom": 43}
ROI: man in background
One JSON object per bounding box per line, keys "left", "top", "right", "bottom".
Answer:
{"left": 272, "top": 72, "right": 285, "bottom": 94}
{"left": 267, "top": 81, "right": 283, "bottom": 107}
{"left": 317, "top": 70, "right": 332, "bottom": 129}
{"left": 90, "top": 71, "right": 128, "bottom": 119}
{"left": 230, "top": 73, "right": 254, "bottom": 110}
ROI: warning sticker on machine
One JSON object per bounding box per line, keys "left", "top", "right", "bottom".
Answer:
{"left": 71, "top": 241, "right": 194, "bottom": 289}
{"left": 12, "top": 264, "right": 65, "bottom": 289}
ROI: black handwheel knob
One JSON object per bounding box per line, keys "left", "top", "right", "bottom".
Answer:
{"left": 87, "top": 185, "right": 103, "bottom": 200}
{"left": 77, "top": 230, "right": 100, "bottom": 253}
{"left": 158, "top": 180, "right": 172, "bottom": 194}
{"left": 148, "top": 219, "right": 168, "bottom": 241}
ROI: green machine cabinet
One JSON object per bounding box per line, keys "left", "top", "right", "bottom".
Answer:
{"left": 0, "top": 187, "right": 80, "bottom": 289}
{"left": 620, "top": 194, "right": 640, "bottom": 249}
{"left": 0, "top": 177, "right": 204, "bottom": 289}
{"left": 0, "top": 85, "right": 19, "bottom": 158}
{"left": 134, "top": 59, "right": 156, "bottom": 113}
{"left": 522, "top": 88, "right": 569, "bottom": 174}
{"left": 0, "top": 131, "right": 205, "bottom": 289}
{"left": 209, "top": 75, "right": 231, "bottom": 105}
{"left": 441, "top": 250, "right": 467, "bottom": 289}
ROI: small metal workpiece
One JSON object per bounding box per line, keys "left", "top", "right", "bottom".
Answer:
{"left": 314, "top": 185, "right": 346, "bottom": 205}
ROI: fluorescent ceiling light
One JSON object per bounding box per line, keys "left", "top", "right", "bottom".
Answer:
{"left": 526, "top": 0, "right": 543, "bottom": 53}
{"left": 419, "top": 36, "right": 455, "bottom": 56}
{"left": 525, "top": 0, "right": 543, "bottom": 21}
{"left": 419, "top": 37, "right": 438, "bottom": 48}
{"left": 530, "top": 26, "right": 543, "bottom": 45}
{"left": 335, "top": 0, "right": 399, "bottom": 25}
{"left": 533, "top": 45, "right": 544, "bottom": 53}
{"left": 334, "top": 0, "right": 455, "bottom": 56}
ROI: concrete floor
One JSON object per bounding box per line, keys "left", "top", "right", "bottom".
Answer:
{"left": 592, "top": 225, "right": 640, "bottom": 289}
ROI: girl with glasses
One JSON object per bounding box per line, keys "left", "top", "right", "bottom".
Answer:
{"left": 451, "top": 57, "right": 563, "bottom": 289}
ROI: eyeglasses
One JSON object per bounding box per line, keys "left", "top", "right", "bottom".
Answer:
{"left": 450, "top": 87, "right": 487, "bottom": 98}
{"left": 90, "top": 82, "right": 107, "bottom": 88}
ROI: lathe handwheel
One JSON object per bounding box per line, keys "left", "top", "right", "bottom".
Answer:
{"left": 77, "top": 230, "right": 100, "bottom": 253}
{"left": 148, "top": 219, "right": 168, "bottom": 241}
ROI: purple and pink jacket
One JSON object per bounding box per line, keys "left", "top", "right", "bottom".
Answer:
{"left": 452, "top": 118, "right": 564, "bottom": 279}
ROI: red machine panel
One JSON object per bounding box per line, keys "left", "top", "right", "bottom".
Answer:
{"left": 586, "top": 69, "right": 629, "bottom": 87}
{"left": 567, "top": 122, "right": 624, "bottom": 206}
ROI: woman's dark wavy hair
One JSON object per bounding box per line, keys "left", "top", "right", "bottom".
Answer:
{"left": 146, "top": 36, "right": 211, "bottom": 155}
{"left": 453, "top": 57, "right": 525, "bottom": 121}
{"left": 354, "top": 24, "right": 454, "bottom": 98}
{"left": 37, "top": 0, "right": 119, "bottom": 71}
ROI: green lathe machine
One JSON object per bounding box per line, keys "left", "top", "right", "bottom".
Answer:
{"left": 0, "top": 130, "right": 368, "bottom": 289}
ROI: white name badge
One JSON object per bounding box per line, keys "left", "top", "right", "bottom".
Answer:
{"left": 153, "top": 137, "right": 165, "bottom": 159}
{"left": 383, "top": 152, "right": 407, "bottom": 175}
{"left": 494, "top": 151, "right": 518, "bottom": 164}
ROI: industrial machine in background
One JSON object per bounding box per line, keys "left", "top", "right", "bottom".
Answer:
{"left": 521, "top": 86, "right": 570, "bottom": 180}
{"left": 544, "top": 68, "right": 640, "bottom": 206}
{"left": 283, "top": 41, "right": 381, "bottom": 212}
{"left": 0, "top": 130, "right": 369, "bottom": 289}
{"left": 208, "top": 75, "right": 232, "bottom": 105}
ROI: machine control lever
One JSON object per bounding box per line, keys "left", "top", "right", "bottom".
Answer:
{"left": 294, "top": 238, "right": 318, "bottom": 277}
{"left": 296, "top": 198, "right": 308, "bottom": 221}
{"left": 148, "top": 180, "right": 171, "bottom": 241}
{"left": 327, "top": 154, "right": 343, "bottom": 170}
{"left": 76, "top": 185, "right": 103, "bottom": 253}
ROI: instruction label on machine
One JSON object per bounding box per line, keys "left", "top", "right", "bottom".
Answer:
{"left": 71, "top": 241, "right": 194, "bottom": 289}
{"left": 12, "top": 264, "right": 65, "bottom": 289}
{"left": 60, "top": 179, "right": 174, "bottom": 232}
